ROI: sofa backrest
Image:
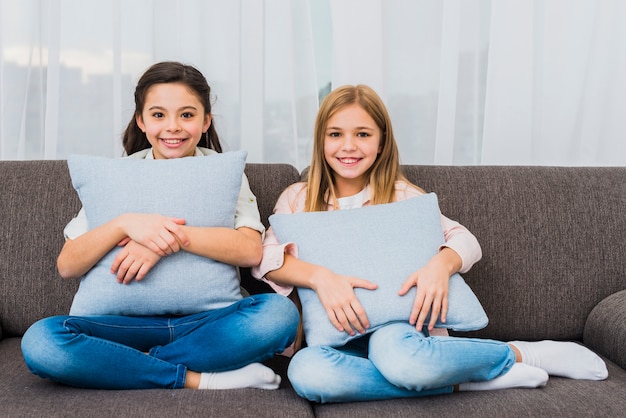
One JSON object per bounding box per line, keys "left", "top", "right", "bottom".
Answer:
{"left": 0, "top": 160, "right": 300, "bottom": 337}
{"left": 1, "top": 161, "right": 81, "bottom": 337}
{"left": 1, "top": 161, "right": 624, "bottom": 343}
{"left": 400, "top": 165, "right": 625, "bottom": 342}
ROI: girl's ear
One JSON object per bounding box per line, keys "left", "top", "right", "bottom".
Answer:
{"left": 136, "top": 114, "right": 146, "bottom": 132}
{"left": 204, "top": 113, "right": 213, "bottom": 132}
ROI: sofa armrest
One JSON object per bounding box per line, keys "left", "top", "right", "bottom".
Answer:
{"left": 584, "top": 290, "right": 626, "bottom": 369}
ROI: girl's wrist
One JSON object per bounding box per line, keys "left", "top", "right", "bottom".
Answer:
{"left": 308, "top": 265, "right": 333, "bottom": 291}
{"left": 113, "top": 213, "right": 130, "bottom": 236}
{"left": 434, "top": 247, "right": 462, "bottom": 276}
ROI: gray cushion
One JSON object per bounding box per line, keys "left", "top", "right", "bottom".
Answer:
{"left": 270, "top": 194, "right": 487, "bottom": 347}
{"left": 67, "top": 152, "right": 246, "bottom": 316}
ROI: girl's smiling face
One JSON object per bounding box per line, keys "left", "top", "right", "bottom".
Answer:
{"left": 136, "top": 82, "right": 212, "bottom": 160}
{"left": 324, "top": 104, "right": 382, "bottom": 197}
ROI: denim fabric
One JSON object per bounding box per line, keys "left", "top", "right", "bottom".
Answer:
{"left": 288, "top": 322, "right": 516, "bottom": 403}
{"left": 21, "top": 294, "right": 298, "bottom": 389}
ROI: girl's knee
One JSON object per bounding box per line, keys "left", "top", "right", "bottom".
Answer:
{"left": 22, "top": 317, "right": 62, "bottom": 351}
{"left": 288, "top": 347, "right": 342, "bottom": 402}
{"left": 21, "top": 316, "right": 69, "bottom": 375}
{"left": 370, "top": 322, "right": 419, "bottom": 344}
{"left": 369, "top": 323, "right": 423, "bottom": 360}
{"left": 236, "top": 294, "right": 299, "bottom": 351}
{"left": 251, "top": 294, "right": 299, "bottom": 330}
{"left": 368, "top": 323, "right": 436, "bottom": 389}
{"left": 259, "top": 293, "right": 298, "bottom": 315}
{"left": 271, "top": 294, "right": 299, "bottom": 322}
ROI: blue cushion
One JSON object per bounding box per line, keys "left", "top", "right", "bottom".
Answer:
{"left": 269, "top": 193, "right": 488, "bottom": 347}
{"left": 67, "top": 151, "right": 247, "bottom": 316}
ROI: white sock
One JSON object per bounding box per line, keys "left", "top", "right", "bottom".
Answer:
{"left": 198, "top": 363, "right": 281, "bottom": 390}
{"left": 509, "top": 340, "right": 608, "bottom": 380}
{"left": 458, "top": 363, "right": 548, "bottom": 391}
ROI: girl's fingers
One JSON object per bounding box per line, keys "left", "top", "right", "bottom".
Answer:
{"left": 427, "top": 296, "right": 442, "bottom": 331}
{"left": 325, "top": 307, "right": 346, "bottom": 333}
{"left": 165, "top": 220, "right": 189, "bottom": 247}
{"left": 415, "top": 295, "right": 434, "bottom": 331}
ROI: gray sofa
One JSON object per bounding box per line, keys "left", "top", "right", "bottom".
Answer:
{"left": 1, "top": 160, "right": 625, "bottom": 417}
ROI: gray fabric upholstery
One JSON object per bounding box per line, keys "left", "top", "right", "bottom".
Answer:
{"left": 0, "top": 161, "right": 81, "bottom": 337}
{"left": 0, "top": 160, "right": 624, "bottom": 417}
{"left": 584, "top": 290, "right": 626, "bottom": 370}
{"left": 0, "top": 338, "right": 314, "bottom": 418}
{"left": 400, "top": 165, "right": 625, "bottom": 342}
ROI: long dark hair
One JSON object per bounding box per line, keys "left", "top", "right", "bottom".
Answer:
{"left": 122, "top": 61, "right": 222, "bottom": 155}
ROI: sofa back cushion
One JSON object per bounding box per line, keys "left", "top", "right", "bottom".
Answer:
{"left": 0, "top": 161, "right": 81, "bottom": 337}
{"left": 1, "top": 161, "right": 623, "bottom": 341}
{"left": 398, "top": 166, "right": 626, "bottom": 342}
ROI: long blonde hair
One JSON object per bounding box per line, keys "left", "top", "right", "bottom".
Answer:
{"left": 293, "top": 85, "right": 420, "bottom": 351}
{"left": 305, "top": 84, "right": 411, "bottom": 212}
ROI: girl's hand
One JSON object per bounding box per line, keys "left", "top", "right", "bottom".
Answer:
{"left": 119, "top": 214, "right": 188, "bottom": 256}
{"left": 311, "top": 269, "right": 378, "bottom": 336}
{"left": 398, "top": 248, "right": 462, "bottom": 332}
{"left": 398, "top": 263, "right": 449, "bottom": 332}
{"left": 111, "top": 240, "right": 162, "bottom": 284}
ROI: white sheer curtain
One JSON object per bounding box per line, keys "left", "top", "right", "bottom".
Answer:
{"left": 0, "top": 0, "right": 319, "bottom": 167}
{"left": 1, "top": 0, "right": 625, "bottom": 167}
{"left": 331, "top": 0, "right": 626, "bottom": 166}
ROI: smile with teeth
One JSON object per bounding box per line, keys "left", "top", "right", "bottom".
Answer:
{"left": 338, "top": 157, "right": 360, "bottom": 164}
{"left": 162, "top": 138, "right": 185, "bottom": 144}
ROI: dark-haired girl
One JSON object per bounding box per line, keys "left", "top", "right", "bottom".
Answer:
{"left": 22, "top": 62, "right": 298, "bottom": 390}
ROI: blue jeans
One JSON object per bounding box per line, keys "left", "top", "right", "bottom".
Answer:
{"left": 288, "top": 322, "right": 516, "bottom": 403}
{"left": 21, "top": 293, "right": 298, "bottom": 389}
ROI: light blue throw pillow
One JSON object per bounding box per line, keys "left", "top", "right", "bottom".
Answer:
{"left": 269, "top": 193, "right": 488, "bottom": 347}
{"left": 67, "top": 151, "right": 247, "bottom": 316}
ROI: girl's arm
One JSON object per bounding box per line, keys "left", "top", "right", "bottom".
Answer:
{"left": 57, "top": 213, "right": 188, "bottom": 279}
{"left": 172, "top": 171, "right": 265, "bottom": 268}
{"left": 257, "top": 182, "right": 378, "bottom": 335}
{"left": 395, "top": 182, "right": 483, "bottom": 332}
{"left": 267, "top": 254, "right": 378, "bottom": 336}
{"left": 58, "top": 222, "right": 127, "bottom": 280}
{"left": 109, "top": 225, "right": 262, "bottom": 283}
{"left": 177, "top": 225, "right": 263, "bottom": 268}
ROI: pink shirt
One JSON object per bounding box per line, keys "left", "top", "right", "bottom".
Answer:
{"left": 252, "top": 181, "right": 483, "bottom": 296}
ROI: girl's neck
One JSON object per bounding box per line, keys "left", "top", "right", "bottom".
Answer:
{"left": 334, "top": 178, "right": 366, "bottom": 199}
